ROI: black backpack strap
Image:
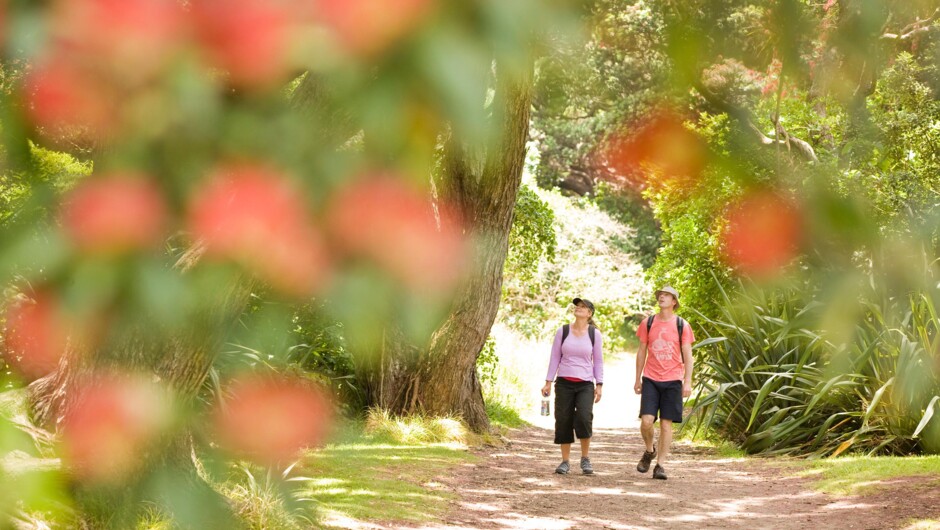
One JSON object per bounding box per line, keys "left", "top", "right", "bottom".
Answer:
{"left": 561, "top": 324, "right": 570, "bottom": 345}
{"left": 677, "top": 317, "right": 685, "bottom": 348}
{"left": 646, "top": 315, "right": 655, "bottom": 336}
{"left": 588, "top": 325, "right": 596, "bottom": 348}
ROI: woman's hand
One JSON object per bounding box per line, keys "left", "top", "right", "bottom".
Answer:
{"left": 541, "top": 381, "right": 551, "bottom": 397}
{"left": 594, "top": 385, "right": 603, "bottom": 403}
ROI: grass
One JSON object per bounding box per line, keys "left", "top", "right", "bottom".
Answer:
{"left": 300, "top": 415, "right": 478, "bottom": 527}
{"left": 796, "top": 455, "right": 940, "bottom": 495}
{"left": 486, "top": 400, "right": 527, "bottom": 430}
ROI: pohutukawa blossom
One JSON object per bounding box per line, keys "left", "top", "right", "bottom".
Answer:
{"left": 721, "top": 190, "right": 803, "bottom": 278}
{"left": 60, "top": 375, "right": 172, "bottom": 484}
{"left": 212, "top": 375, "right": 332, "bottom": 465}
{"left": 313, "top": 0, "right": 435, "bottom": 56}
{"left": 604, "top": 110, "right": 707, "bottom": 185}
{"left": 191, "top": 0, "right": 300, "bottom": 88}
{"left": 61, "top": 174, "right": 168, "bottom": 255}
{"left": 188, "top": 165, "right": 330, "bottom": 296}
{"left": 326, "top": 175, "right": 467, "bottom": 294}
{"left": 23, "top": 58, "right": 117, "bottom": 143}
{"left": 49, "top": 0, "right": 185, "bottom": 82}
{"left": 2, "top": 292, "right": 70, "bottom": 381}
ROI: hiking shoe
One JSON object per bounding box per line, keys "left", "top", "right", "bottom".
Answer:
{"left": 653, "top": 464, "right": 667, "bottom": 480}
{"left": 555, "top": 461, "right": 570, "bottom": 474}
{"left": 637, "top": 449, "right": 656, "bottom": 473}
{"left": 580, "top": 457, "right": 594, "bottom": 475}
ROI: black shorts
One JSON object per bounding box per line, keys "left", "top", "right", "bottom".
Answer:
{"left": 639, "top": 377, "right": 683, "bottom": 423}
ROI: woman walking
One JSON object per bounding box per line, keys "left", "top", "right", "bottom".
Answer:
{"left": 541, "top": 297, "right": 604, "bottom": 475}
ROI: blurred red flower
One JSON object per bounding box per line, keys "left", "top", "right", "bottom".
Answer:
{"left": 721, "top": 191, "right": 803, "bottom": 278}
{"left": 23, "top": 58, "right": 116, "bottom": 143}
{"left": 313, "top": 0, "right": 434, "bottom": 56}
{"left": 213, "top": 375, "right": 332, "bottom": 465}
{"left": 50, "top": 0, "right": 185, "bottom": 81}
{"left": 604, "top": 111, "right": 707, "bottom": 186}
{"left": 61, "top": 375, "right": 171, "bottom": 484}
{"left": 2, "top": 292, "right": 69, "bottom": 381}
{"left": 191, "top": 0, "right": 299, "bottom": 88}
{"left": 326, "top": 175, "right": 467, "bottom": 294}
{"left": 188, "top": 165, "right": 330, "bottom": 296}
{"left": 61, "top": 173, "right": 168, "bottom": 255}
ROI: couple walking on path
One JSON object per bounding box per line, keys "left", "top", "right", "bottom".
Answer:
{"left": 541, "top": 286, "right": 694, "bottom": 480}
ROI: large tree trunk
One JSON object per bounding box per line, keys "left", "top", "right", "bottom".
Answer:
{"left": 413, "top": 63, "right": 534, "bottom": 431}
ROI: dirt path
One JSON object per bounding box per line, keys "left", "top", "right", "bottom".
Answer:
{"left": 429, "top": 425, "right": 939, "bottom": 530}
{"left": 417, "top": 354, "right": 940, "bottom": 530}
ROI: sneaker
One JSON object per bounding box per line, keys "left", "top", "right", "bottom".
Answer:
{"left": 636, "top": 449, "right": 656, "bottom": 473}
{"left": 653, "top": 463, "right": 667, "bottom": 480}
{"left": 555, "top": 461, "right": 570, "bottom": 474}
{"left": 580, "top": 457, "right": 594, "bottom": 475}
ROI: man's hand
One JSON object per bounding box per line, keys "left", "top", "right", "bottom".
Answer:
{"left": 541, "top": 382, "right": 552, "bottom": 397}
{"left": 682, "top": 382, "right": 692, "bottom": 398}
{"left": 634, "top": 380, "right": 642, "bottom": 394}
{"left": 594, "top": 385, "right": 603, "bottom": 403}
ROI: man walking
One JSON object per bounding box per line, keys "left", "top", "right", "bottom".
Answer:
{"left": 634, "top": 286, "right": 694, "bottom": 480}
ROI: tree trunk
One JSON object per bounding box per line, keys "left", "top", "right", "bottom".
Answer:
{"left": 412, "top": 63, "right": 534, "bottom": 432}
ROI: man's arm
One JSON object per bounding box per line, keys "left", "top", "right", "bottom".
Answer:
{"left": 681, "top": 342, "right": 693, "bottom": 398}
{"left": 634, "top": 342, "right": 647, "bottom": 394}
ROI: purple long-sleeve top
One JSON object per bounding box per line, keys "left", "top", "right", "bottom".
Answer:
{"left": 544, "top": 326, "right": 604, "bottom": 384}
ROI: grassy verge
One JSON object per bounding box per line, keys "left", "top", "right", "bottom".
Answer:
{"left": 300, "top": 411, "right": 479, "bottom": 528}
{"left": 796, "top": 455, "right": 940, "bottom": 495}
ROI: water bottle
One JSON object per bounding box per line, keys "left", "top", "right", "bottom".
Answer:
{"left": 540, "top": 396, "right": 551, "bottom": 416}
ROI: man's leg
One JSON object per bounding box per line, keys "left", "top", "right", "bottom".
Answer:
{"left": 640, "top": 414, "right": 656, "bottom": 452}
{"left": 657, "top": 419, "right": 673, "bottom": 465}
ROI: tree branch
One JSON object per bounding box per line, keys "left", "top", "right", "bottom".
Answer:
{"left": 882, "top": 8, "right": 940, "bottom": 41}
{"left": 693, "top": 80, "right": 819, "bottom": 163}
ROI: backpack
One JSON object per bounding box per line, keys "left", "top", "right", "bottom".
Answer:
{"left": 646, "top": 315, "right": 685, "bottom": 348}
{"left": 561, "top": 324, "right": 597, "bottom": 347}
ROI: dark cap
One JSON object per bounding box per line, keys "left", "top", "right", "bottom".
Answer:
{"left": 572, "top": 298, "right": 595, "bottom": 312}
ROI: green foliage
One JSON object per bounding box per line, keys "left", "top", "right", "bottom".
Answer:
{"left": 500, "top": 178, "right": 650, "bottom": 351}
{"left": 1, "top": 143, "right": 92, "bottom": 226}
{"left": 688, "top": 273, "right": 940, "bottom": 457}
{"left": 476, "top": 335, "right": 499, "bottom": 388}
{"left": 593, "top": 182, "right": 661, "bottom": 269}
{"left": 505, "top": 184, "right": 557, "bottom": 282}
{"left": 288, "top": 301, "right": 363, "bottom": 413}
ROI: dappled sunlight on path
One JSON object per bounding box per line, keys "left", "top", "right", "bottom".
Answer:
{"left": 419, "top": 426, "right": 940, "bottom": 530}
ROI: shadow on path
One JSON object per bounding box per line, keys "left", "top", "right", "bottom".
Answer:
{"left": 428, "top": 426, "right": 940, "bottom": 530}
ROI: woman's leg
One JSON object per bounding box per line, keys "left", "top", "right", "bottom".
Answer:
{"left": 572, "top": 382, "right": 595, "bottom": 450}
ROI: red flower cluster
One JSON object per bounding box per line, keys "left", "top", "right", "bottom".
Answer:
{"left": 23, "top": 0, "right": 438, "bottom": 141}
{"left": 212, "top": 375, "right": 333, "bottom": 465}
{"left": 188, "top": 165, "right": 330, "bottom": 297}
{"left": 721, "top": 190, "right": 803, "bottom": 278}
{"left": 61, "top": 375, "right": 172, "bottom": 484}
{"left": 603, "top": 110, "right": 707, "bottom": 187}
{"left": 2, "top": 292, "right": 70, "bottom": 380}
{"left": 327, "top": 175, "right": 467, "bottom": 294}
{"left": 60, "top": 173, "right": 168, "bottom": 255}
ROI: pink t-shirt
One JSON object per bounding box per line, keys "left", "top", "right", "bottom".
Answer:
{"left": 636, "top": 315, "right": 694, "bottom": 382}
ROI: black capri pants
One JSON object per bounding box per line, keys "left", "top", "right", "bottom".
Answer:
{"left": 554, "top": 379, "right": 595, "bottom": 444}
